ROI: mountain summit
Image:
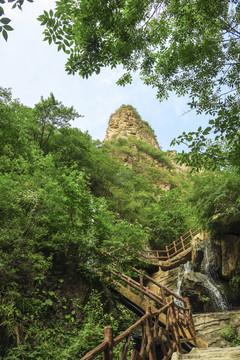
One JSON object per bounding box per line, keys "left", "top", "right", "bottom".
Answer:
{"left": 104, "top": 105, "right": 160, "bottom": 150}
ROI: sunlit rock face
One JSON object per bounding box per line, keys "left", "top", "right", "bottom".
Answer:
{"left": 192, "top": 310, "right": 240, "bottom": 348}
{"left": 148, "top": 227, "right": 240, "bottom": 313}
{"left": 103, "top": 106, "right": 181, "bottom": 191}
{"left": 104, "top": 106, "right": 160, "bottom": 150}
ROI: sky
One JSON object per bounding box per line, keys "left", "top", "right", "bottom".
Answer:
{"left": 0, "top": 0, "right": 209, "bottom": 152}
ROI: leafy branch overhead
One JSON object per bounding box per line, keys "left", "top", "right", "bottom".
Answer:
{"left": 0, "top": 0, "right": 34, "bottom": 40}
{"left": 39, "top": 0, "right": 240, "bottom": 170}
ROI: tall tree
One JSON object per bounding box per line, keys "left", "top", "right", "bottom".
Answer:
{"left": 32, "top": 93, "right": 82, "bottom": 152}
{"left": 39, "top": 0, "right": 240, "bottom": 169}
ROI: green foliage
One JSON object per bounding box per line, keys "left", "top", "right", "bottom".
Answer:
{"left": 134, "top": 139, "right": 173, "bottom": 169}
{"left": 0, "top": 0, "right": 34, "bottom": 41}
{"left": 188, "top": 169, "right": 240, "bottom": 234}
{"left": 229, "top": 276, "right": 240, "bottom": 289}
{"left": 149, "top": 188, "right": 197, "bottom": 248}
{"left": 0, "top": 88, "right": 150, "bottom": 358}
{"left": 32, "top": 92, "right": 82, "bottom": 152}
{"left": 220, "top": 325, "right": 240, "bottom": 347}
{"left": 103, "top": 136, "right": 175, "bottom": 180}
{"left": 3, "top": 289, "right": 135, "bottom": 359}
{"left": 40, "top": 0, "right": 240, "bottom": 170}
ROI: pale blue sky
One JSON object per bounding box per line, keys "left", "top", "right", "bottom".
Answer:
{"left": 0, "top": 0, "right": 209, "bottom": 151}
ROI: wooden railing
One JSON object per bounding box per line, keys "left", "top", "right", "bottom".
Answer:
{"left": 80, "top": 267, "right": 197, "bottom": 360}
{"left": 81, "top": 302, "right": 196, "bottom": 360}
{"left": 111, "top": 267, "right": 196, "bottom": 336}
{"left": 140, "top": 228, "right": 201, "bottom": 263}
{"left": 79, "top": 228, "right": 203, "bottom": 360}
{"left": 111, "top": 267, "right": 190, "bottom": 309}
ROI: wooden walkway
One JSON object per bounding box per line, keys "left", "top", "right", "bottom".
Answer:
{"left": 139, "top": 228, "right": 201, "bottom": 264}
{"left": 80, "top": 228, "right": 206, "bottom": 360}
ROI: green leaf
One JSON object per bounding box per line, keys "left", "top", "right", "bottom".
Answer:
{"left": 3, "top": 24, "right": 13, "bottom": 31}
{"left": 44, "top": 299, "right": 53, "bottom": 306}
{"left": 2, "top": 28, "right": 7, "bottom": 40}
{"left": 0, "top": 17, "right": 10, "bottom": 24}
{"left": 203, "top": 127, "right": 212, "bottom": 135}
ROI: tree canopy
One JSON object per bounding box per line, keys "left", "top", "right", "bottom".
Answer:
{"left": 0, "top": 0, "right": 34, "bottom": 40}
{"left": 39, "top": 0, "right": 240, "bottom": 170}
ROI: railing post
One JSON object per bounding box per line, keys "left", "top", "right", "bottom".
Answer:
{"left": 146, "top": 307, "right": 157, "bottom": 360}
{"left": 169, "top": 297, "right": 182, "bottom": 354}
{"left": 146, "top": 286, "right": 150, "bottom": 303}
{"left": 166, "top": 245, "right": 170, "bottom": 259}
{"left": 104, "top": 327, "right": 113, "bottom": 360}
{"left": 160, "top": 286, "right": 166, "bottom": 304}
{"left": 173, "top": 241, "right": 177, "bottom": 254}
{"left": 189, "top": 228, "right": 193, "bottom": 240}
{"left": 140, "top": 275, "right": 144, "bottom": 299}
{"left": 180, "top": 236, "right": 185, "bottom": 251}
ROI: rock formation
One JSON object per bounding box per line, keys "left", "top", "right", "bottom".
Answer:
{"left": 103, "top": 105, "right": 188, "bottom": 190}
{"left": 193, "top": 310, "right": 240, "bottom": 347}
{"left": 148, "top": 227, "right": 240, "bottom": 313}
{"left": 104, "top": 105, "right": 160, "bottom": 150}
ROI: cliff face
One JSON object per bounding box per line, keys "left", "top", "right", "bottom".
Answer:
{"left": 103, "top": 105, "right": 187, "bottom": 190}
{"left": 104, "top": 105, "right": 160, "bottom": 150}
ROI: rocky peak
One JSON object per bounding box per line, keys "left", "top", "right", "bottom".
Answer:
{"left": 104, "top": 105, "right": 160, "bottom": 150}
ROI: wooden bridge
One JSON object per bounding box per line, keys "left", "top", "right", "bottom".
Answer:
{"left": 80, "top": 228, "right": 206, "bottom": 360}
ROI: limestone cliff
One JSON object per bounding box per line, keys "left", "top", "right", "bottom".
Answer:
{"left": 103, "top": 105, "right": 188, "bottom": 190}
{"left": 104, "top": 105, "right": 160, "bottom": 150}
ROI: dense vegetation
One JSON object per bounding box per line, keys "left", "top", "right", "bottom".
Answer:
{"left": 0, "top": 88, "right": 148, "bottom": 358}
{"left": 0, "top": 88, "right": 196, "bottom": 358}
{"left": 1, "top": 85, "right": 240, "bottom": 357}
{"left": 1, "top": 0, "right": 240, "bottom": 357}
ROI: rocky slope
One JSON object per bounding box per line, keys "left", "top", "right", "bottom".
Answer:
{"left": 193, "top": 310, "right": 240, "bottom": 348}
{"left": 148, "top": 224, "right": 240, "bottom": 313}
{"left": 104, "top": 105, "right": 160, "bottom": 149}
{"left": 103, "top": 105, "right": 188, "bottom": 190}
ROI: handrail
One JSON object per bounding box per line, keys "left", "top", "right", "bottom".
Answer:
{"left": 141, "top": 227, "right": 201, "bottom": 262}
{"left": 80, "top": 302, "right": 196, "bottom": 360}
{"left": 131, "top": 267, "right": 187, "bottom": 303}
{"left": 79, "top": 228, "right": 203, "bottom": 360}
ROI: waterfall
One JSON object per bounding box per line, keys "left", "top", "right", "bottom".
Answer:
{"left": 202, "top": 245, "right": 229, "bottom": 311}
{"left": 174, "top": 262, "right": 192, "bottom": 307}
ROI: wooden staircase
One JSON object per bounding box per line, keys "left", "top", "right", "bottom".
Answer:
{"left": 80, "top": 228, "right": 206, "bottom": 360}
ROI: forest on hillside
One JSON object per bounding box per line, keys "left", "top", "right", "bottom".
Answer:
{"left": 1, "top": 0, "right": 240, "bottom": 358}
{"left": 0, "top": 87, "right": 239, "bottom": 359}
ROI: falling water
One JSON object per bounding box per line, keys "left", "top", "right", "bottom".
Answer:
{"left": 203, "top": 245, "right": 228, "bottom": 311}
{"left": 174, "top": 262, "right": 192, "bottom": 307}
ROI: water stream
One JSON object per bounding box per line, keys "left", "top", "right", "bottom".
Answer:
{"left": 175, "top": 255, "right": 228, "bottom": 311}
{"left": 175, "top": 262, "right": 191, "bottom": 307}
{"left": 202, "top": 245, "right": 229, "bottom": 311}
